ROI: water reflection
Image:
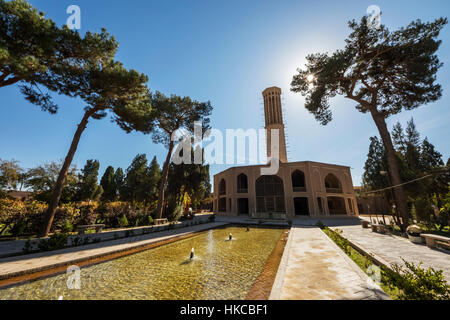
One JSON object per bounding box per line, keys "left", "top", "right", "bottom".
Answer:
{"left": 0, "top": 226, "right": 284, "bottom": 300}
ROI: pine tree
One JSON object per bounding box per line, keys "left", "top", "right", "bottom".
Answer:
{"left": 146, "top": 156, "right": 161, "bottom": 204}
{"left": 362, "top": 137, "right": 388, "bottom": 190}
{"left": 392, "top": 122, "right": 406, "bottom": 155}
{"left": 100, "top": 166, "right": 116, "bottom": 201}
{"left": 420, "top": 138, "right": 444, "bottom": 171}
{"left": 122, "top": 154, "right": 149, "bottom": 203}
{"left": 290, "top": 15, "right": 447, "bottom": 230}
{"left": 113, "top": 168, "right": 124, "bottom": 201}
{"left": 77, "top": 160, "right": 101, "bottom": 202}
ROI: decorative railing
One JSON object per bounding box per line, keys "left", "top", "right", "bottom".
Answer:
{"left": 293, "top": 187, "right": 307, "bottom": 192}
{"left": 237, "top": 188, "right": 248, "bottom": 194}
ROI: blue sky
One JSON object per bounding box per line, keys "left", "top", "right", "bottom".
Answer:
{"left": 1, "top": 0, "right": 449, "bottom": 188}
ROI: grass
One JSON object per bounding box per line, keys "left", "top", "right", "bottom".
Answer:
{"left": 322, "top": 227, "right": 402, "bottom": 299}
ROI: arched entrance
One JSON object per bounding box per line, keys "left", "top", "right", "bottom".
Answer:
{"left": 255, "top": 175, "right": 285, "bottom": 213}
{"left": 327, "top": 197, "right": 347, "bottom": 215}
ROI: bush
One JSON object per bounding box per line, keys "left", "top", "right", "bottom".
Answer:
{"left": 78, "top": 204, "right": 98, "bottom": 226}
{"left": 38, "top": 233, "right": 69, "bottom": 252}
{"left": 119, "top": 214, "right": 129, "bottom": 228}
{"left": 208, "top": 214, "right": 216, "bottom": 223}
{"left": 61, "top": 220, "right": 73, "bottom": 233}
{"left": 388, "top": 260, "right": 450, "bottom": 300}
{"left": 315, "top": 220, "right": 325, "bottom": 229}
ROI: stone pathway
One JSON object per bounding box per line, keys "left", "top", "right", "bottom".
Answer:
{"left": 335, "top": 225, "right": 450, "bottom": 282}
{"left": 0, "top": 215, "right": 214, "bottom": 258}
{"left": 270, "top": 226, "right": 389, "bottom": 300}
{"left": 0, "top": 222, "right": 227, "bottom": 281}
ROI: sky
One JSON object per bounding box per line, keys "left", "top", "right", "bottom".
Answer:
{"left": 0, "top": 0, "right": 449, "bottom": 189}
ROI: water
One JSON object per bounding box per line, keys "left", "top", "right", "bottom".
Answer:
{"left": 0, "top": 226, "right": 285, "bottom": 300}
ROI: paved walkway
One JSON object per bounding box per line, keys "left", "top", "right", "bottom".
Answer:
{"left": 0, "top": 215, "right": 214, "bottom": 258}
{"left": 335, "top": 225, "right": 450, "bottom": 282}
{"left": 270, "top": 226, "right": 389, "bottom": 300}
{"left": 0, "top": 222, "right": 227, "bottom": 281}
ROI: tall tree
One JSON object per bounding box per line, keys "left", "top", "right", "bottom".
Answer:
{"left": 392, "top": 122, "right": 407, "bottom": 155}
{"left": 0, "top": 158, "right": 23, "bottom": 191}
{"left": 148, "top": 92, "right": 212, "bottom": 220}
{"left": 0, "top": 0, "right": 117, "bottom": 112}
{"left": 113, "top": 167, "right": 124, "bottom": 200}
{"left": 362, "top": 137, "right": 388, "bottom": 191}
{"left": 290, "top": 16, "right": 447, "bottom": 230}
{"left": 25, "top": 161, "right": 78, "bottom": 203}
{"left": 77, "top": 159, "right": 102, "bottom": 202}
{"left": 122, "top": 154, "right": 149, "bottom": 203}
{"left": 146, "top": 156, "right": 161, "bottom": 204}
{"left": 40, "top": 57, "right": 151, "bottom": 236}
{"left": 100, "top": 166, "right": 116, "bottom": 201}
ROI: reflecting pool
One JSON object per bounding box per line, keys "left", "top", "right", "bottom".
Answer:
{"left": 0, "top": 226, "right": 285, "bottom": 300}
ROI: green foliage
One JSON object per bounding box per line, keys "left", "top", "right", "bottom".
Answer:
{"left": 0, "top": 158, "right": 24, "bottom": 191}
{"left": 291, "top": 16, "right": 447, "bottom": 123}
{"left": 119, "top": 214, "right": 128, "bottom": 228}
{"left": 25, "top": 161, "right": 79, "bottom": 203}
{"left": 113, "top": 168, "right": 125, "bottom": 200}
{"left": 315, "top": 220, "right": 325, "bottom": 229}
{"left": 37, "top": 232, "right": 68, "bottom": 252}
{"left": 121, "top": 154, "right": 159, "bottom": 204}
{"left": 388, "top": 260, "right": 450, "bottom": 300}
{"left": 61, "top": 219, "right": 73, "bottom": 233}
{"left": 208, "top": 214, "right": 216, "bottom": 223}
{"left": 0, "top": 0, "right": 118, "bottom": 112}
{"left": 78, "top": 204, "right": 98, "bottom": 226}
{"left": 414, "top": 197, "right": 433, "bottom": 223}
{"left": 100, "top": 166, "right": 116, "bottom": 201}
{"left": 77, "top": 160, "right": 102, "bottom": 202}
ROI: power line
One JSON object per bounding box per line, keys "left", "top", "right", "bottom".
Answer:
{"left": 362, "top": 168, "right": 449, "bottom": 195}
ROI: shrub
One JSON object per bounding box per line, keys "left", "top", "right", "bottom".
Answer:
{"left": 208, "top": 215, "right": 216, "bottom": 223}
{"left": 38, "top": 233, "right": 69, "bottom": 252}
{"left": 388, "top": 260, "right": 450, "bottom": 300}
{"left": 61, "top": 220, "right": 73, "bottom": 233}
{"left": 78, "top": 204, "right": 98, "bottom": 226}
{"left": 119, "top": 214, "right": 129, "bottom": 228}
{"left": 22, "top": 239, "right": 34, "bottom": 253}
{"left": 315, "top": 220, "right": 325, "bottom": 229}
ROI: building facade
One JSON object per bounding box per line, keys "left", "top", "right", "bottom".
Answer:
{"left": 213, "top": 86, "right": 359, "bottom": 219}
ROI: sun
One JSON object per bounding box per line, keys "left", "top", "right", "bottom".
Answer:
{"left": 306, "top": 74, "right": 315, "bottom": 83}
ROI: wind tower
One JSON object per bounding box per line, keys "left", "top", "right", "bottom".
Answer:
{"left": 263, "top": 87, "right": 288, "bottom": 163}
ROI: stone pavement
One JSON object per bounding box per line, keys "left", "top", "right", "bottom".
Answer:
{"left": 335, "top": 225, "right": 450, "bottom": 282}
{"left": 0, "top": 222, "right": 227, "bottom": 280}
{"left": 0, "top": 215, "right": 214, "bottom": 258}
{"left": 270, "top": 226, "right": 389, "bottom": 300}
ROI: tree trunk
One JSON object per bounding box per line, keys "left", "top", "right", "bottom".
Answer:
{"left": 40, "top": 109, "right": 95, "bottom": 237}
{"left": 156, "top": 140, "right": 175, "bottom": 220}
{"left": 370, "top": 110, "right": 410, "bottom": 231}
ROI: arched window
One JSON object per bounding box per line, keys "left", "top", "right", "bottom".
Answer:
{"left": 255, "top": 175, "right": 285, "bottom": 213}
{"left": 237, "top": 174, "right": 248, "bottom": 193}
{"left": 219, "top": 179, "right": 226, "bottom": 196}
{"left": 291, "top": 170, "right": 306, "bottom": 192}
{"left": 325, "top": 174, "right": 342, "bottom": 193}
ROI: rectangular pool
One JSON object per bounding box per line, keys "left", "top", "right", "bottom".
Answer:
{"left": 0, "top": 226, "right": 286, "bottom": 300}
